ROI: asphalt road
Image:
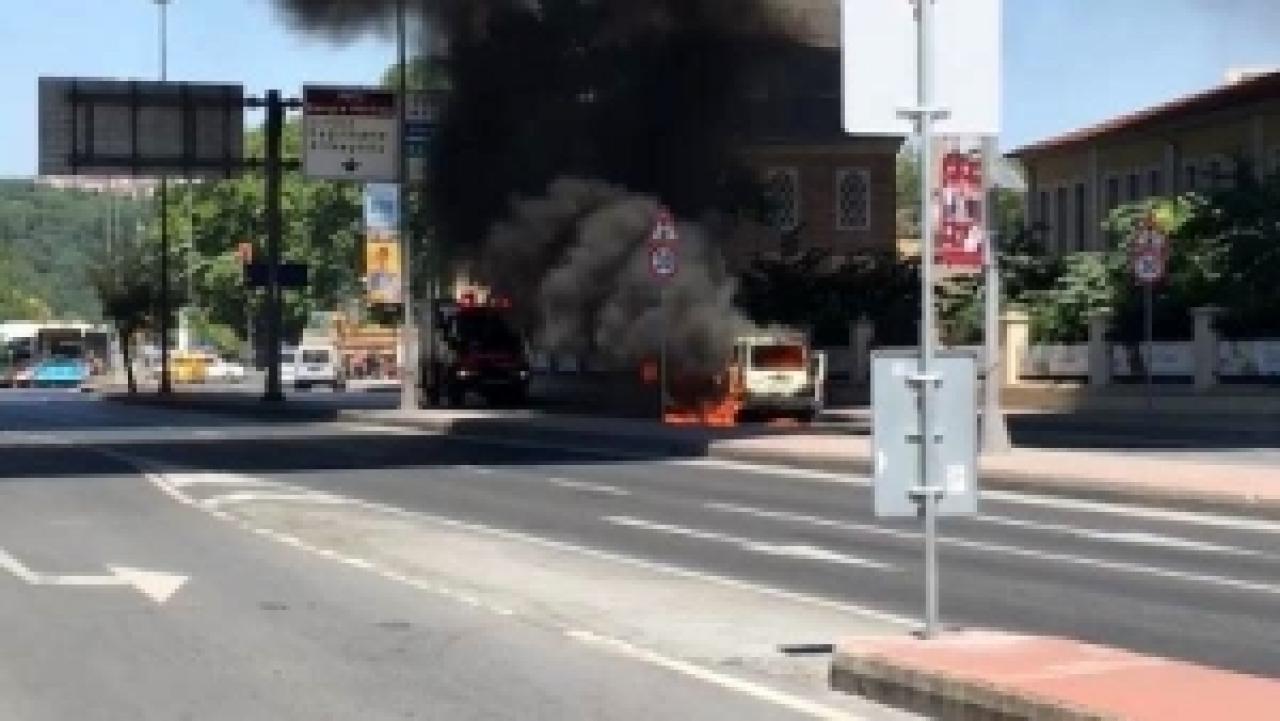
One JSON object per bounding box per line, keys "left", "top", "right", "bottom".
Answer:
{"left": 0, "top": 389, "right": 915, "bottom": 721}
{"left": 13, "top": 390, "right": 1280, "bottom": 676}
{"left": 176, "top": 379, "right": 1280, "bottom": 465}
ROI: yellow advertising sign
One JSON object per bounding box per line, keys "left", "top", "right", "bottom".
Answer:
{"left": 365, "top": 237, "right": 402, "bottom": 305}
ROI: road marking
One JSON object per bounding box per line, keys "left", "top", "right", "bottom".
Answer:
{"left": 546, "top": 477, "right": 631, "bottom": 496}
{"left": 340, "top": 423, "right": 1280, "bottom": 535}
{"left": 983, "top": 490, "right": 1280, "bottom": 535}
{"left": 165, "top": 472, "right": 269, "bottom": 488}
{"left": 973, "top": 514, "right": 1274, "bottom": 558}
{"left": 202, "top": 491, "right": 349, "bottom": 508}
{"left": 460, "top": 465, "right": 496, "bottom": 475}
{"left": 604, "top": 516, "right": 894, "bottom": 571}
{"left": 706, "top": 502, "right": 1280, "bottom": 596}
{"left": 566, "top": 629, "right": 869, "bottom": 721}
{"left": 136, "top": 462, "right": 915, "bottom": 628}
{"left": 120, "top": 460, "right": 911, "bottom": 716}
{"left": 0, "top": 548, "right": 187, "bottom": 604}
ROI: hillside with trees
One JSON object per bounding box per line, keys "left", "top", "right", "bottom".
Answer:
{"left": 0, "top": 180, "right": 147, "bottom": 322}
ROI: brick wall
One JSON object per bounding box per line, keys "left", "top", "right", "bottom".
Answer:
{"left": 733, "top": 140, "right": 901, "bottom": 266}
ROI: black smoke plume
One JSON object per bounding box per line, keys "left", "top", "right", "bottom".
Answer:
{"left": 270, "top": 0, "right": 809, "bottom": 371}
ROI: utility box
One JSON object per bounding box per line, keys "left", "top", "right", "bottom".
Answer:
{"left": 871, "top": 350, "right": 978, "bottom": 518}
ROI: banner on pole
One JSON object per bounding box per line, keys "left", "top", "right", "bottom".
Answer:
{"left": 932, "top": 136, "right": 987, "bottom": 272}
{"left": 363, "top": 184, "right": 402, "bottom": 305}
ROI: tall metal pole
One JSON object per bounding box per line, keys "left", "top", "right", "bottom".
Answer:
{"left": 659, "top": 290, "right": 668, "bottom": 418}
{"left": 397, "top": 0, "right": 421, "bottom": 411}
{"left": 911, "top": 0, "right": 944, "bottom": 640}
{"left": 262, "top": 90, "right": 285, "bottom": 402}
{"left": 155, "top": 0, "right": 172, "bottom": 395}
{"left": 1144, "top": 283, "right": 1154, "bottom": 409}
{"left": 982, "top": 136, "right": 1011, "bottom": 454}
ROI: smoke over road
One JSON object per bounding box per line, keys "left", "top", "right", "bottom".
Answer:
{"left": 270, "top": 0, "right": 806, "bottom": 372}
{"left": 483, "top": 177, "right": 746, "bottom": 375}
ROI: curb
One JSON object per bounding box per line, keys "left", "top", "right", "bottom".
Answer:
{"left": 829, "top": 649, "right": 1117, "bottom": 721}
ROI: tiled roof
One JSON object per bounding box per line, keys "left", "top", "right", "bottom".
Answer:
{"left": 1010, "top": 70, "right": 1280, "bottom": 157}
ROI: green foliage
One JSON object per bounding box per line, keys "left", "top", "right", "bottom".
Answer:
{"left": 381, "top": 55, "right": 452, "bottom": 91}
{"left": 153, "top": 120, "right": 364, "bottom": 344}
{"left": 87, "top": 231, "right": 158, "bottom": 394}
{"left": 0, "top": 180, "right": 148, "bottom": 321}
{"left": 965, "top": 168, "right": 1280, "bottom": 343}
{"left": 736, "top": 251, "right": 920, "bottom": 346}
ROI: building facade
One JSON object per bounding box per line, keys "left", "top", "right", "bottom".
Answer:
{"left": 1011, "top": 70, "right": 1280, "bottom": 254}
{"left": 727, "top": 1, "right": 904, "bottom": 266}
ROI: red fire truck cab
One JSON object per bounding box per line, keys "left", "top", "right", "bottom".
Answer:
{"left": 426, "top": 297, "right": 531, "bottom": 406}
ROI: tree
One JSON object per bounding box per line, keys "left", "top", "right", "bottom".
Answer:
{"left": 736, "top": 250, "right": 920, "bottom": 346}
{"left": 153, "top": 121, "right": 363, "bottom": 346}
{"left": 87, "top": 240, "right": 156, "bottom": 394}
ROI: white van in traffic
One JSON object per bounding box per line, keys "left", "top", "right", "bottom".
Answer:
{"left": 279, "top": 345, "right": 343, "bottom": 391}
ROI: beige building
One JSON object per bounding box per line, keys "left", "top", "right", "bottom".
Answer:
{"left": 1010, "top": 70, "right": 1280, "bottom": 254}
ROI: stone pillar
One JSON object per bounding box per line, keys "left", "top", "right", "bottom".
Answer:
{"left": 1192, "top": 306, "right": 1222, "bottom": 391}
{"left": 850, "top": 316, "right": 875, "bottom": 386}
{"left": 999, "top": 311, "right": 1031, "bottom": 387}
{"left": 1087, "top": 309, "right": 1112, "bottom": 387}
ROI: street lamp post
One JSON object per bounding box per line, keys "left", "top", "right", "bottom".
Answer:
{"left": 154, "top": 0, "right": 173, "bottom": 395}
{"left": 397, "top": 0, "right": 422, "bottom": 411}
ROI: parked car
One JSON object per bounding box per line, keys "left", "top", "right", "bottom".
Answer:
{"left": 206, "top": 357, "right": 247, "bottom": 383}
{"left": 31, "top": 358, "right": 89, "bottom": 389}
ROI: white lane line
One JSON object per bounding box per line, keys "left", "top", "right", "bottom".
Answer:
{"left": 345, "top": 424, "right": 1280, "bottom": 535}
{"left": 566, "top": 629, "right": 869, "bottom": 721}
{"left": 706, "top": 502, "right": 1280, "bottom": 596}
{"left": 460, "top": 465, "right": 496, "bottom": 475}
{"left": 201, "top": 491, "right": 350, "bottom": 508}
{"left": 679, "top": 457, "right": 1280, "bottom": 535}
{"left": 165, "top": 472, "right": 269, "bottom": 488}
{"left": 605, "top": 516, "right": 894, "bottom": 571}
{"left": 973, "top": 514, "right": 1274, "bottom": 558}
{"left": 982, "top": 490, "right": 1280, "bottom": 535}
{"left": 546, "top": 477, "right": 631, "bottom": 497}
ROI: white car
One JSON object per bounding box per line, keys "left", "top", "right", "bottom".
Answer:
{"left": 206, "top": 358, "right": 247, "bottom": 384}
{"left": 292, "top": 345, "right": 344, "bottom": 391}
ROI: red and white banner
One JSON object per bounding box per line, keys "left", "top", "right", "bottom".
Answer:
{"left": 932, "top": 137, "right": 987, "bottom": 272}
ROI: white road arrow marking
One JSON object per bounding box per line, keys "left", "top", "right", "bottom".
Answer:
{"left": 0, "top": 549, "right": 187, "bottom": 605}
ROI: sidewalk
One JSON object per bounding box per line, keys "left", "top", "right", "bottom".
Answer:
{"left": 831, "top": 630, "right": 1280, "bottom": 721}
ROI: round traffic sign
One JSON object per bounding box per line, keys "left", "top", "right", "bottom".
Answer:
{"left": 649, "top": 242, "right": 678, "bottom": 280}
{"left": 1134, "top": 252, "right": 1163, "bottom": 284}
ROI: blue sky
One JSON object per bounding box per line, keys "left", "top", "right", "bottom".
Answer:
{"left": 2, "top": 0, "right": 1279, "bottom": 177}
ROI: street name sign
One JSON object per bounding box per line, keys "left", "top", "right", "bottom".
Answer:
{"left": 841, "top": 0, "right": 1002, "bottom": 135}
{"left": 302, "top": 86, "right": 399, "bottom": 182}
{"left": 38, "top": 77, "right": 244, "bottom": 178}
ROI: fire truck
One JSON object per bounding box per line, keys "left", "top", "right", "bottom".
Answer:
{"left": 425, "top": 295, "right": 531, "bottom": 406}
